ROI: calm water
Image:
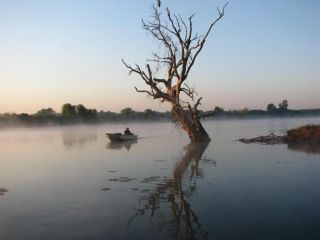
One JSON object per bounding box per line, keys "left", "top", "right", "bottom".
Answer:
{"left": 0, "top": 118, "right": 320, "bottom": 240}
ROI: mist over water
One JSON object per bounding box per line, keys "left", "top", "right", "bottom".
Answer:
{"left": 0, "top": 118, "right": 320, "bottom": 239}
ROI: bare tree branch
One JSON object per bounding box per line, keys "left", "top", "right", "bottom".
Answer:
{"left": 194, "top": 97, "right": 202, "bottom": 110}
{"left": 180, "top": 83, "right": 197, "bottom": 100}
{"left": 122, "top": 2, "right": 227, "bottom": 142}
{"left": 185, "top": 3, "right": 228, "bottom": 79}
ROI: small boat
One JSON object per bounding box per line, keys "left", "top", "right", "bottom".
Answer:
{"left": 106, "top": 133, "right": 138, "bottom": 141}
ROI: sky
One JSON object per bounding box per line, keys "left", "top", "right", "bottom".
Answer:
{"left": 0, "top": 0, "right": 319, "bottom": 114}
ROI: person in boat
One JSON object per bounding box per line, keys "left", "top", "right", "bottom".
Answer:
{"left": 124, "top": 127, "right": 133, "bottom": 135}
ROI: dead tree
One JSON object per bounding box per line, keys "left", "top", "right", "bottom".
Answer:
{"left": 123, "top": 2, "right": 227, "bottom": 142}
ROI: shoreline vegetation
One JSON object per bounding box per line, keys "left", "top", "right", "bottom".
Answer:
{"left": 239, "top": 124, "right": 320, "bottom": 145}
{"left": 0, "top": 101, "right": 320, "bottom": 128}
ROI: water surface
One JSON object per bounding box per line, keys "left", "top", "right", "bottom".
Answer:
{"left": 0, "top": 118, "right": 320, "bottom": 240}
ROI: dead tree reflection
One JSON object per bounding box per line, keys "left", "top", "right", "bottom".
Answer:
{"left": 130, "top": 142, "right": 214, "bottom": 239}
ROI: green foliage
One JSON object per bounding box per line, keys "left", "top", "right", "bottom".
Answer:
{"left": 76, "top": 104, "right": 86, "bottom": 115}
{"left": 267, "top": 100, "right": 288, "bottom": 112}
{"left": 76, "top": 104, "right": 97, "bottom": 119}
{"left": 213, "top": 106, "right": 224, "bottom": 114}
{"left": 36, "top": 108, "right": 56, "bottom": 117}
{"left": 61, "top": 103, "right": 96, "bottom": 120}
{"left": 18, "top": 113, "right": 30, "bottom": 121}
{"left": 267, "top": 103, "right": 277, "bottom": 112}
{"left": 279, "top": 100, "right": 288, "bottom": 110}
{"left": 1, "top": 101, "right": 320, "bottom": 128}
{"left": 121, "top": 107, "right": 134, "bottom": 116}
{"left": 62, "top": 103, "right": 76, "bottom": 117}
{"left": 144, "top": 109, "right": 156, "bottom": 117}
{"left": 239, "top": 108, "right": 249, "bottom": 115}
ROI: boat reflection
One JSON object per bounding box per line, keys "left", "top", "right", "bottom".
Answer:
{"left": 287, "top": 142, "right": 320, "bottom": 154}
{"left": 129, "top": 141, "right": 211, "bottom": 239}
{"left": 106, "top": 139, "right": 138, "bottom": 151}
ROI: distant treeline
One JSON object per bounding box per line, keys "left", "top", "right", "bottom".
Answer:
{"left": 202, "top": 100, "right": 320, "bottom": 119}
{"left": 0, "top": 100, "right": 319, "bottom": 127}
{"left": 0, "top": 104, "right": 172, "bottom": 127}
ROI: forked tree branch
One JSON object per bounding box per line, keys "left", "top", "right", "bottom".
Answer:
{"left": 123, "top": 0, "right": 221, "bottom": 142}
{"left": 123, "top": 2, "right": 227, "bottom": 108}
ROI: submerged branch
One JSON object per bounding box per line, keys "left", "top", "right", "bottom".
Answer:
{"left": 238, "top": 133, "right": 285, "bottom": 145}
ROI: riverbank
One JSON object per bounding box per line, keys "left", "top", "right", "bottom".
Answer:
{"left": 238, "top": 124, "right": 320, "bottom": 145}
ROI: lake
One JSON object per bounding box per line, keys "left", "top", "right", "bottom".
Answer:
{"left": 0, "top": 117, "right": 320, "bottom": 240}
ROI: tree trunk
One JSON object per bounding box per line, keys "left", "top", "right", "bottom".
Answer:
{"left": 123, "top": 3, "right": 227, "bottom": 143}
{"left": 172, "top": 105, "right": 211, "bottom": 142}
